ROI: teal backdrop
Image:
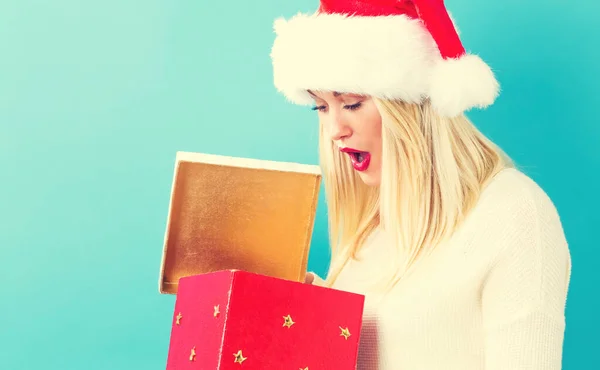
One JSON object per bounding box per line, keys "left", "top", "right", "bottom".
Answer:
{"left": 1, "top": 0, "right": 598, "bottom": 368}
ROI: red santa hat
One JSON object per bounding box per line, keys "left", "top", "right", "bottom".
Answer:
{"left": 270, "top": 0, "right": 500, "bottom": 118}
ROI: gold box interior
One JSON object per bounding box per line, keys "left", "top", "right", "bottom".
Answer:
{"left": 158, "top": 151, "right": 322, "bottom": 294}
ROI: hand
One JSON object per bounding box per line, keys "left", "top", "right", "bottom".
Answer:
{"left": 304, "top": 272, "right": 325, "bottom": 286}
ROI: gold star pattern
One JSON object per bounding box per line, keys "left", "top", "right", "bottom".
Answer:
{"left": 339, "top": 326, "right": 351, "bottom": 340}
{"left": 189, "top": 347, "right": 196, "bottom": 361}
{"left": 283, "top": 314, "right": 295, "bottom": 328}
{"left": 214, "top": 305, "right": 220, "bottom": 317}
{"left": 233, "top": 350, "right": 247, "bottom": 364}
{"left": 300, "top": 367, "right": 309, "bottom": 370}
{"left": 175, "top": 312, "right": 182, "bottom": 325}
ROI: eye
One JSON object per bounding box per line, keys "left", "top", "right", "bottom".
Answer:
{"left": 311, "top": 105, "right": 327, "bottom": 112}
{"left": 344, "top": 102, "right": 362, "bottom": 111}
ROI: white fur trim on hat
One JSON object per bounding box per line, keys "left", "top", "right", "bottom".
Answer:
{"left": 270, "top": 12, "right": 499, "bottom": 117}
{"left": 428, "top": 54, "right": 500, "bottom": 117}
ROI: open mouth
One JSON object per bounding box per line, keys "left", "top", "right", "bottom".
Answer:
{"left": 340, "top": 147, "right": 371, "bottom": 171}
{"left": 349, "top": 152, "right": 366, "bottom": 163}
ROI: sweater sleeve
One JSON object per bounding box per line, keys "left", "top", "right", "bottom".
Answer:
{"left": 481, "top": 185, "right": 571, "bottom": 370}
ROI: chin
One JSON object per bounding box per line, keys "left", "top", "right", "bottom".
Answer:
{"left": 357, "top": 171, "right": 380, "bottom": 187}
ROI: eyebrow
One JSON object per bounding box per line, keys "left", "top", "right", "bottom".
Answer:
{"left": 307, "top": 90, "right": 342, "bottom": 98}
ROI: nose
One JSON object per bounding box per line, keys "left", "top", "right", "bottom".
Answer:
{"left": 326, "top": 112, "right": 352, "bottom": 142}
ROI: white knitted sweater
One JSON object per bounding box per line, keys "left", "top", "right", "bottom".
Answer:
{"left": 317, "top": 168, "right": 572, "bottom": 370}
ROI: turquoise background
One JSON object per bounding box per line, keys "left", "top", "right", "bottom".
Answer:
{"left": 1, "top": 0, "right": 597, "bottom": 368}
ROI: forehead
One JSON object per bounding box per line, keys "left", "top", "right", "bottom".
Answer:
{"left": 307, "top": 90, "right": 363, "bottom": 99}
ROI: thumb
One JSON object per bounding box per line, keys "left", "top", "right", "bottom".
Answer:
{"left": 304, "top": 272, "right": 326, "bottom": 286}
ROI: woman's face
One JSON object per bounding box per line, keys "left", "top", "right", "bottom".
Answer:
{"left": 309, "top": 90, "right": 382, "bottom": 186}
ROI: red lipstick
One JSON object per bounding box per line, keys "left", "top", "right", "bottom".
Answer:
{"left": 340, "top": 147, "right": 371, "bottom": 172}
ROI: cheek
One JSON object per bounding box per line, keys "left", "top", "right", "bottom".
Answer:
{"left": 360, "top": 107, "right": 383, "bottom": 146}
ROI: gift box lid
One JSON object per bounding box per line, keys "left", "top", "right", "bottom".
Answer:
{"left": 158, "top": 151, "right": 322, "bottom": 294}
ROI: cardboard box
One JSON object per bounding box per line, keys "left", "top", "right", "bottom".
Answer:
{"left": 166, "top": 270, "right": 365, "bottom": 369}
{"left": 158, "top": 151, "right": 322, "bottom": 294}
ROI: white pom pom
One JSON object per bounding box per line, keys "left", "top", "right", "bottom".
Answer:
{"left": 428, "top": 54, "right": 500, "bottom": 117}
{"left": 273, "top": 17, "right": 288, "bottom": 34}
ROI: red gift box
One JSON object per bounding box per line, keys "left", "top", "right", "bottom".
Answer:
{"left": 165, "top": 270, "right": 365, "bottom": 369}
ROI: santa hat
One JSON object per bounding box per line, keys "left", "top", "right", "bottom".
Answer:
{"left": 270, "top": 0, "right": 500, "bottom": 118}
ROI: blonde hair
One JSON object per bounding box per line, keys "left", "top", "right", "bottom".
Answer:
{"left": 319, "top": 98, "right": 512, "bottom": 290}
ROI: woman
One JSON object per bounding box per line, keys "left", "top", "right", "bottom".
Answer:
{"left": 270, "top": 0, "right": 571, "bottom": 370}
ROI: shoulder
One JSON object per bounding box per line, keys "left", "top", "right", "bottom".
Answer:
{"left": 481, "top": 167, "right": 552, "bottom": 204}
{"left": 474, "top": 168, "right": 572, "bottom": 314}
{"left": 474, "top": 167, "right": 571, "bottom": 278}
{"left": 464, "top": 168, "right": 570, "bottom": 271}
{"left": 475, "top": 168, "right": 565, "bottom": 232}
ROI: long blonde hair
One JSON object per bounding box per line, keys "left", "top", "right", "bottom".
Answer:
{"left": 319, "top": 98, "right": 512, "bottom": 290}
